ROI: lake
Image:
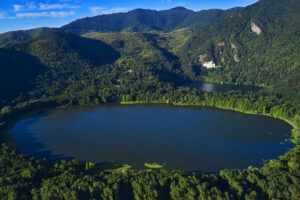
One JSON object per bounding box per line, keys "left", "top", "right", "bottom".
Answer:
{"left": 183, "top": 82, "right": 261, "bottom": 93}
{"left": 7, "top": 104, "right": 292, "bottom": 172}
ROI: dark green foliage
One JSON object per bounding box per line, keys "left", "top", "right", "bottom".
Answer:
{"left": 0, "top": 27, "right": 54, "bottom": 46}
{"left": 5, "top": 31, "right": 120, "bottom": 69}
{"left": 0, "top": 31, "right": 121, "bottom": 108}
{"left": 0, "top": 134, "right": 299, "bottom": 200}
{"left": 0, "top": 0, "right": 299, "bottom": 199}
{"left": 61, "top": 7, "right": 235, "bottom": 34}
{"left": 0, "top": 49, "right": 46, "bottom": 103}
{"left": 176, "top": 0, "right": 300, "bottom": 86}
{"left": 84, "top": 32, "right": 185, "bottom": 83}
{"left": 177, "top": 8, "right": 241, "bottom": 29}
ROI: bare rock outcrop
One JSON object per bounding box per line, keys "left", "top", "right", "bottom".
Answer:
{"left": 217, "top": 42, "right": 225, "bottom": 47}
{"left": 231, "top": 43, "right": 238, "bottom": 50}
{"left": 251, "top": 22, "right": 262, "bottom": 35}
{"left": 198, "top": 53, "right": 208, "bottom": 62}
{"left": 127, "top": 69, "right": 134, "bottom": 73}
{"left": 234, "top": 54, "right": 240, "bottom": 62}
{"left": 221, "top": 57, "right": 225, "bottom": 63}
{"left": 202, "top": 61, "right": 218, "bottom": 68}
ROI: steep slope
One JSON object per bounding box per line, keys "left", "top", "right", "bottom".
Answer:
{"left": 173, "top": 0, "right": 300, "bottom": 87}
{"left": 0, "top": 27, "right": 54, "bottom": 46}
{"left": 0, "top": 1, "right": 299, "bottom": 199}
{"left": 0, "top": 30, "right": 185, "bottom": 106}
{"left": 0, "top": 0, "right": 299, "bottom": 103}
{"left": 61, "top": 7, "right": 233, "bottom": 34}
{"left": 5, "top": 31, "right": 120, "bottom": 69}
{"left": 84, "top": 32, "right": 185, "bottom": 82}
{"left": 0, "top": 31, "right": 121, "bottom": 105}
{"left": 0, "top": 49, "right": 46, "bottom": 103}
{"left": 178, "top": 8, "right": 241, "bottom": 29}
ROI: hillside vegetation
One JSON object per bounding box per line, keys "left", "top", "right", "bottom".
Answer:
{"left": 61, "top": 7, "right": 237, "bottom": 34}
{"left": 175, "top": 0, "right": 300, "bottom": 87}
{"left": 0, "top": 27, "right": 54, "bottom": 46}
{"left": 0, "top": 49, "right": 46, "bottom": 103}
{"left": 0, "top": 0, "right": 299, "bottom": 199}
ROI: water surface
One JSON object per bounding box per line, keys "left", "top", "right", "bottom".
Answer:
{"left": 183, "top": 82, "right": 260, "bottom": 93}
{"left": 8, "top": 104, "right": 291, "bottom": 172}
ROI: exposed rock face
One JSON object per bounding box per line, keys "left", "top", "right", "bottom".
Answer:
{"left": 198, "top": 53, "right": 208, "bottom": 62}
{"left": 217, "top": 42, "right": 225, "bottom": 47}
{"left": 221, "top": 57, "right": 225, "bottom": 63}
{"left": 230, "top": 42, "right": 240, "bottom": 62}
{"left": 231, "top": 43, "right": 238, "bottom": 50}
{"left": 202, "top": 61, "right": 218, "bottom": 68}
{"left": 234, "top": 54, "right": 240, "bottom": 62}
{"left": 251, "top": 22, "right": 262, "bottom": 35}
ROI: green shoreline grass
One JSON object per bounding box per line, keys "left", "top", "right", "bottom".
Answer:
{"left": 121, "top": 100, "right": 297, "bottom": 130}
{"left": 0, "top": 99, "right": 298, "bottom": 173}
{"left": 144, "top": 163, "right": 164, "bottom": 169}
{"left": 120, "top": 100, "right": 299, "bottom": 145}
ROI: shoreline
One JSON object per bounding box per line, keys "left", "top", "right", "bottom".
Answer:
{"left": 2, "top": 100, "right": 297, "bottom": 143}
{"left": 121, "top": 101, "right": 297, "bottom": 131}
{"left": 0, "top": 99, "right": 298, "bottom": 173}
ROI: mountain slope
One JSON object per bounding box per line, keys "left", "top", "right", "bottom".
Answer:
{"left": 83, "top": 31, "right": 186, "bottom": 82}
{"left": 5, "top": 31, "right": 120, "bottom": 69}
{"left": 172, "top": 0, "right": 300, "bottom": 88}
{"left": 0, "top": 1, "right": 299, "bottom": 199}
{"left": 0, "top": 30, "right": 185, "bottom": 106}
{"left": 0, "top": 0, "right": 299, "bottom": 103}
{"left": 0, "top": 31, "right": 121, "bottom": 105}
{"left": 0, "top": 49, "right": 46, "bottom": 103}
{"left": 0, "top": 27, "right": 54, "bottom": 46}
{"left": 61, "top": 7, "right": 235, "bottom": 34}
{"left": 177, "top": 8, "right": 241, "bottom": 29}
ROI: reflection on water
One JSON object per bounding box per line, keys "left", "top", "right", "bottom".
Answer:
{"left": 183, "top": 82, "right": 261, "bottom": 93}
{"left": 8, "top": 104, "right": 292, "bottom": 172}
{"left": 201, "top": 82, "right": 215, "bottom": 92}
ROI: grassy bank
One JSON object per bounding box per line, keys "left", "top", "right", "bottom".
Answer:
{"left": 0, "top": 96, "right": 299, "bottom": 200}
{"left": 121, "top": 100, "right": 298, "bottom": 139}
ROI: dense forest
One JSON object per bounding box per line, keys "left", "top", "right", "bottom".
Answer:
{"left": 61, "top": 7, "right": 238, "bottom": 34}
{"left": 0, "top": 87, "right": 299, "bottom": 200}
{"left": 175, "top": 0, "right": 300, "bottom": 86}
{"left": 0, "top": 0, "right": 299, "bottom": 199}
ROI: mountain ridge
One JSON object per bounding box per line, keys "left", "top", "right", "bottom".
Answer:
{"left": 0, "top": 0, "right": 299, "bottom": 99}
{"left": 0, "top": 1, "right": 299, "bottom": 198}
{"left": 61, "top": 6, "right": 239, "bottom": 34}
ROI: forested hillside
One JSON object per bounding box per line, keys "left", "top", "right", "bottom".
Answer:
{"left": 0, "top": 0, "right": 298, "bottom": 127}
{"left": 83, "top": 32, "right": 186, "bottom": 82}
{"left": 175, "top": 0, "right": 300, "bottom": 87}
{"left": 61, "top": 7, "right": 236, "bottom": 34}
{"left": 1, "top": 0, "right": 299, "bottom": 90}
{"left": 0, "top": 27, "right": 54, "bottom": 46}
{"left": 0, "top": 0, "right": 299, "bottom": 199}
{"left": 5, "top": 31, "right": 120, "bottom": 69}
{"left": 0, "top": 31, "right": 123, "bottom": 107}
{"left": 0, "top": 49, "right": 46, "bottom": 103}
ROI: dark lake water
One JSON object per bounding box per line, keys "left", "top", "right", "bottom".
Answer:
{"left": 183, "top": 82, "right": 261, "bottom": 93}
{"left": 8, "top": 104, "right": 292, "bottom": 172}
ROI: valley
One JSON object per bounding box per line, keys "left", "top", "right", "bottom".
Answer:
{"left": 0, "top": 0, "right": 299, "bottom": 199}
